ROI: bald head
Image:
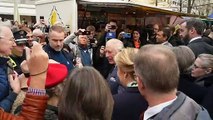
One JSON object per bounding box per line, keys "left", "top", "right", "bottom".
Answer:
{"left": 105, "top": 39, "right": 124, "bottom": 64}
{"left": 134, "top": 45, "right": 179, "bottom": 93}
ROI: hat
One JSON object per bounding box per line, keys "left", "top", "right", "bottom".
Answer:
{"left": 13, "top": 30, "right": 27, "bottom": 44}
{"left": 27, "top": 63, "right": 68, "bottom": 88}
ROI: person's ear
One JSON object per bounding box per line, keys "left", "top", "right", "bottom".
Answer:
{"left": 205, "top": 68, "right": 212, "bottom": 74}
{"left": 189, "top": 27, "right": 196, "bottom": 34}
{"left": 137, "top": 76, "right": 145, "bottom": 90}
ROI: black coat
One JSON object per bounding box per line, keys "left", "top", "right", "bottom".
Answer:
{"left": 187, "top": 38, "right": 213, "bottom": 58}
{"left": 195, "top": 73, "right": 213, "bottom": 88}
{"left": 203, "top": 36, "right": 213, "bottom": 46}
{"left": 10, "top": 52, "right": 26, "bottom": 75}
{"left": 202, "top": 85, "right": 213, "bottom": 119}
{"left": 112, "top": 87, "right": 148, "bottom": 120}
{"left": 194, "top": 73, "right": 213, "bottom": 119}
{"left": 178, "top": 74, "right": 207, "bottom": 104}
{"left": 43, "top": 44, "right": 74, "bottom": 72}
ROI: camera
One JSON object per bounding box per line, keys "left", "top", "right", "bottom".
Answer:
{"left": 105, "top": 32, "right": 116, "bottom": 41}
{"left": 122, "top": 33, "right": 131, "bottom": 39}
{"left": 81, "top": 31, "right": 91, "bottom": 35}
{"left": 110, "top": 25, "right": 116, "bottom": 30}
{"left": 40, "top": 16, "right": 44, "bottom": 20}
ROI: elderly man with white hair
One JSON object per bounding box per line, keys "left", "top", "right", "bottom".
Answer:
{"left": 0, "top": 25, "right": 21, "bottom": 112}
{"left": 33, "top": 28, "right": 46, "bottom": 45}
{"left": 104, "top": 39, "right": 125, "bottom": 95}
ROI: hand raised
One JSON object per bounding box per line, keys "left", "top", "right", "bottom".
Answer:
{"left": 8, "top": 72, "right": 20, "bottom": 94}
{"left": 27, "top": 42, "right": 49, "bottom": 75}
{"left": 100, "top": 46, "right": 105, "bottom": 57}
{"left": 20, "top": 60, "right": 29, "bottom": 73}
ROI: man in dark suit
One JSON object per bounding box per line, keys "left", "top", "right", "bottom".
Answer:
{"left": 98, "top": 39, "right": 124, "bottom": 95}
{"left": 179, "top": 19, "right": 213, "bottom": 57}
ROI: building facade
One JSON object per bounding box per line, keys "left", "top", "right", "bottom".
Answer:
{"left": 0, "top": 0, "right": 36, "bottom": 24}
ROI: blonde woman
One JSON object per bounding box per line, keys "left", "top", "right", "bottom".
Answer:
{"left": 112, "top": 48, "right": 148, "bottom": 120}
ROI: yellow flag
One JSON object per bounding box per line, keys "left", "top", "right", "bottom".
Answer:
{"left": 50, "top": 10, "right": 57, "bottom": 26}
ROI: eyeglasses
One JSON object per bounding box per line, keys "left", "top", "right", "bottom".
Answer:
{"left": 193, "top": 64, "right": 205, "bottom": 69}
{"left": 0, "top": 36, "right": 15, "bottom": 42}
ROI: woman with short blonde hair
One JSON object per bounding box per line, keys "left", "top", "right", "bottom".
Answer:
{"left": 112, "top": 47, "right": 147, "bottom": 120}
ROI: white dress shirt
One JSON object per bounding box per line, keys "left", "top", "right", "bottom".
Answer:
{"left": 144, "top": 97, "right": 177, "bottom": 120}
{"left": 189, "top": 36, "right": 202, "bottom": 43}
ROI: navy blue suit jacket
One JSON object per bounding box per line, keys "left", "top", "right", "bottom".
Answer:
{"left": 0, "top": 57, "right": 18, "bottom": 112}
{"left": 112, "top": 87, "right": 148, "bottom": 120}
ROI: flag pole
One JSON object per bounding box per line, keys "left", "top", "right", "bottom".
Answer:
{"left": 14, "top": 0, "right": 20, "bottom": 24}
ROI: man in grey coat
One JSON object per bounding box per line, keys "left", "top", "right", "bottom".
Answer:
{"left": 134, "top": 45, "right": 211, "bottom": 120}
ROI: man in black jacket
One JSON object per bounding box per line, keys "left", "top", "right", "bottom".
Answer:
{"left": 43, "top": 25, "right": 74, "bottom": 72}
{"left": 180, "top": 19, "right": 213, "bottom": 57}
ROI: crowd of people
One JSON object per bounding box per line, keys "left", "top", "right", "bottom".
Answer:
{"left": 0, "top": 17, "right": 213, "bottom": 120}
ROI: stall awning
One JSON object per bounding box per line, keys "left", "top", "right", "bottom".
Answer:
{"left": 79, "top": 0, "right": 206, "bottom": 18}
{"left": 0, "top": 2, "right": 36, "bottom": 16}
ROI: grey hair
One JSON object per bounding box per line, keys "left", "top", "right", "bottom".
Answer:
{"left": 0, "top": 20, "right": 12, "bottom": 28}
{"left": 0, "top": 25, "right": 6, "bottom": 39}
{"left": 106, "top": 38, "right": 124, "bottom": 52}
{"left": 198, "top": 54, "right": 213, "bottom": 69}
{"left": 172, "top": 46, "right": 195, "bottom": 73}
